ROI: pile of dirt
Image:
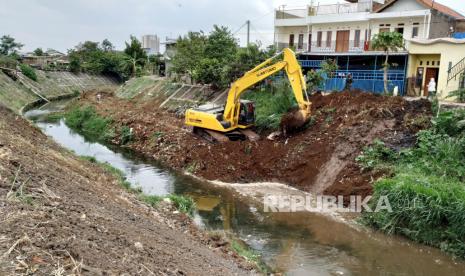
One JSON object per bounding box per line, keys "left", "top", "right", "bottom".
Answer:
{"left": 0, "top": 104, "right": 252, "bottom": 275}
{"left": 74, "top": 89, "right": 431, "bottom": 198}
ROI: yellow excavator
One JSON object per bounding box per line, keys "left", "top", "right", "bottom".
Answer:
{"left": 184, "top": 48, "right": 312, "bottom": 142}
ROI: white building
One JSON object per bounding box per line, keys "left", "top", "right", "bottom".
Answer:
{"left": 141, "top": 35, "right": 160, "bottom": 55}
{"left": 274, "top": 0, "right": 465, "bottom": 94}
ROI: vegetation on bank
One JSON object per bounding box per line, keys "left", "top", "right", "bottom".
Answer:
{"left": 68, "top": 36, "right": 162, "bottom": 81}
{"left": 208, "top": 231, "right": 270, "bottom": 274}
{"left": 359, "top": 109, "right": 465, "bottom": 257}
{"left": 171, "top": 25, "right": 277, "bottom": 88}
{"left": 243, "top": 82, "right": 297, "bottom": 131}
{"left": 80, "top": 155, "right": 196, "bottom": 215}
{"left": 65, "top": 106, "right": 115, "bottom": 141}
{"left": 19, "top": 63, "right": 38, "bottom": 81}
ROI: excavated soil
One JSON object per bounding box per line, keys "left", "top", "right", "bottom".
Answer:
{"left": 0, "top": 105, "right": 252, "bottom": 275}
{"left": 76, "top": 89, "right": 431, "bottom": 197}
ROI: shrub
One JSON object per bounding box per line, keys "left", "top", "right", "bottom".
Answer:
{"left": 432, "top": 109, "right": 465, "bottom": 137}
{"left": 65, "top": 106, "right": 115, "bottom": 141}
{"left": 362, "top": 110, "right": 465, "bottom": 258}
{"left": 243, "top": 82, "right": 297, "bottom": 131}
{"left": 19, "top": 63, "right": 37, "bottom": 81}
{"left": 363, "top": 171, "right": 465, "bottom": 257}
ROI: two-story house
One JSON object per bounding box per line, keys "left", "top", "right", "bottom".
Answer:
{"left": 274, "top": 0, "right": 465, "bottom": 94}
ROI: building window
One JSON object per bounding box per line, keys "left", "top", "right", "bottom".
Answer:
{"left": 317, "top": 31, "right": 323, "bottom": 47}
{"left": 438, "top": 61, "right": 440, "bottom": 66}
{"left": 412, "top": 23, "right": 419, "bottom": 38}
{"left": 298, "top": 34, "right": 304, "bottom": 50}
{"left": 326, "top": 31, "right": 332, "bottom": 47}
{"left": 289, "top": 34, "right": 295, "bottom": 47}
{"left": 395, "top": 24, "right": 404, "bottom": 35}
{"left": 354, "top": 30, "right": 361, "bottom": 47}
{"left": 379, "top": 28, "right": 390, "bottom": 33}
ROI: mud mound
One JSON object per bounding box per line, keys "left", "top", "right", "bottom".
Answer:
{"left": 74, "top": 89, "right": 431, "bottom": 198}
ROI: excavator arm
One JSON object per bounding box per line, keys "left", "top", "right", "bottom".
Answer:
{"left": 185, "top": 48, "right": 311, "bottom": 135}
{"left": 223, "top": 48, "right": 311, "bottom": 124}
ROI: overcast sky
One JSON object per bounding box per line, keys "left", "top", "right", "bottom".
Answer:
{"left": 1, "top": 0, "right": 463, "bottom": 53}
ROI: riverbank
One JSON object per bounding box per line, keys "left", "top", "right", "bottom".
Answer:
{"left": 0, "top": 70, "right": 117, "bottom": 113}
{"left": 70, "top": 88, "right": 431, "bottom": 198}
{"left": 0, "top": 104, "right": 255, "bottom": 275}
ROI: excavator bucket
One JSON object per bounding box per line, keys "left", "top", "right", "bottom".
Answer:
{"left": 280, "top": 107, "right": 312, "bottom": 136}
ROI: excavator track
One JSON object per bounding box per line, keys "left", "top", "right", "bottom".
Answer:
{"left": 193, "top": 127, "right": 259, "bottom": 143}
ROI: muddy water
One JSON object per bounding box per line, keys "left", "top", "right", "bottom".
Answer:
{"left": 25, "top": 103, "right": 465, "bottom": 276}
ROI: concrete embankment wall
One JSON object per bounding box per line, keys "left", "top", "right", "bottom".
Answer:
{"left": 0, "top": 70, "right": 118, "bottom": 113}
{"left": 115, "top": 76, "right": 228, "bottom": 110}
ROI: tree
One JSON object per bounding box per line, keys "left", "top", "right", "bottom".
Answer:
{"left": 33, "top": 48, "right": 44, "bottom": 56}
{"left": 102, "top": 39, "right": 114, "bottom": 52}
{"left": 204, "top": 25, "right": 237, "bottom": 64}
{"left": 171, "top": 31, "right": 207, "bottom": 79}
{"left": 0, "top": 35, "right": 24, "bottom": 56}
{"left": 371, "top": 31, "right": 404, "bottom": 94}
{"left": 124, "top": 35, "right": 147, "bottom": 77}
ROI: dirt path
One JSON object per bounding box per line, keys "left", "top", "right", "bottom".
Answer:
{"left": 76, "top": 89, "right": 431, "bottom": 198}
{"left": 0, "top": 104, "right": 253, "bottom": 275}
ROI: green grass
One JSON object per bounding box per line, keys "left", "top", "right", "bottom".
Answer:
{"left": 120, "top": 125, "right": 133, "bottom": 145}
{"left": 43, "top": 112, "right": 64, "bottom": 123}
{"left": 359, "top": 110, "right": 465, "bottom": 258}
{"left": 19, "top": 63, "right": 38, "bottom": 81}
{"left": 65, "top": 106, "right": 115, "bottom": 142}
{"left": 168, "top": 194, "right": 196, "bottom": 216}
{"left": 243, "top": 82, "right": 297, "bottom": 131}
{"left": 231, "top": 240, "right": 270, "bottom": 273}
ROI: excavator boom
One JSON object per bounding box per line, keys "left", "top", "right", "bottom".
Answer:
{"left": 185, "top": 48, "right": 311, "bottom": 140}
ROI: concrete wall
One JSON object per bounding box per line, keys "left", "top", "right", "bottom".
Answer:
{"left": 429, "top": 10, "right": 455, "bottom": 39}
{"left": 275, "top": 26, "right": 309, "bottom": 50}
{"left": 407, "top": 41, "right": 465, "bottom": 100}
{"left": 370, "top": 16, "right": 427, "bottom": 39}
{"left": 381, "top": 0, "right": 425, "bottom": 12}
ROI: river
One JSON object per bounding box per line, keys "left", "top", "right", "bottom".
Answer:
{"left": 24, "top": 101, "right": 465, "bottom": 275}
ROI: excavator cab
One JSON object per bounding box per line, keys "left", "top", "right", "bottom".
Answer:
{"left": 238, "top": 100, "right": 255, "bottom": 126}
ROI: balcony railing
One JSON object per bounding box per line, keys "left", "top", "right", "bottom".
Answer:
{"left": 275, "top": 2, "right": 372, "bottom": 20}
{"left": 308, "top": 40, "right": 368, "bottom": 53}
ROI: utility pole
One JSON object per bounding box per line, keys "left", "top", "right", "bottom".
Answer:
{"left": 246, "top": 20, "right": 250, "bottom": 46}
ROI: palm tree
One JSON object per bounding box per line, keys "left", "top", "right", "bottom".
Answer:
{"left": 371, "top": 32, "right": 404, "bottom": 94}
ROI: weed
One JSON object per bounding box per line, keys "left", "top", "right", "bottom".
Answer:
{"left": 153, "top": 131, "right": 164, "bottom": 138}
{"left": 355, "top": 139, "right": 396, "bottom": 170}
{"left": 324, "top": 114, "right": 333, "bottom": 124}
{"left": 65, "top": 106, "right": 115, "bottom": 142}
{"left": 362, "top": 110, "right": 465, "bottom": 258}
{"left": 244, "top": 144, "right": 252, "bottom": 155}
{"left": 138, "top": 194, "right": 163, "bottom": 207}
{"left": 230, "top": 240, "right": 270, "bottom": 273}
{"left": 43, "top": 112, "right": 64, "bottom": 123}
{"left": 80, "top": 155, "right": 97, "bottom": 163}
{"left": 185, "top": 162, "right": 198, "bottom": 173}
{"left": 120, "top": 125, "right": 133, "bottom": 145}
{"left": 168, "top": 194, "right": 196, "bottom": 216}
